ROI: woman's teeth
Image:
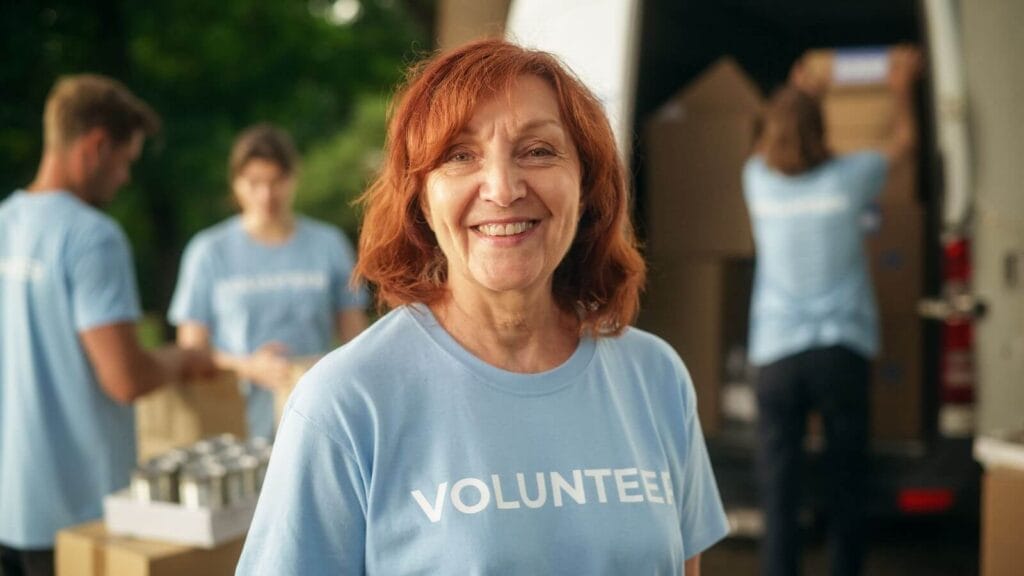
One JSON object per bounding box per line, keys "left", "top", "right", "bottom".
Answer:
{"left": 476, "top": 221, "right": 536, "bottom": 237}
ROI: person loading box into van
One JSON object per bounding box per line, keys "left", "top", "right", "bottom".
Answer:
{"left": 0, "top": 74, "right": 215, "bottom": 576}
{"left": 743, "top": 46, "right": 922, "bottom": 576}
{"left": 169, "top": 123, "right": 369, "bottom": 440}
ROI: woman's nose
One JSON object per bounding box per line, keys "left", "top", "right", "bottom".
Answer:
{"left": 479, "top": 157, "right": 526, "bottom": 207}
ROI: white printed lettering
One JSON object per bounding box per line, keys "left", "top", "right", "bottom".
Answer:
{"left": 451, "top": 478, "right": 490, "bottom": 514}
{"left": 584, "top": 468, "right": 613, "bottom": 503}
{"left": 551, "top": 470, "right": 586, "bottom": 507}
{"left": 662, "top": 471, "right": 675, "bottom": 505}
{"left": 641, "top": 469, "right": 664, "bottom": 504}
{"left": 516, "top": 472, "right": 547, "bottom": 508}
{"left": 411, "top": 482, "right": 448, "bottom": 523}
{"left": 491, "top": 474, "right": 521, "bottom": 510}
{"left": 615, "top": 468, "right": 644, "bottom": 503}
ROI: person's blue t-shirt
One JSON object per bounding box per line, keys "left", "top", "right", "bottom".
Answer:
{"left": 743, "top": 152, "right": 888, "bottom": 365}
{"left": 0, "top": 190, "right": 140, "bottom": 548}
{"left": 236, "top": 305, "right": 729, "bottom": 575}
{"left": 168, "top": 216, "right": 367, "bottom": 439}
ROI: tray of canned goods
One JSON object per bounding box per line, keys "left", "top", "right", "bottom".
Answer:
{"left": 104, "top": 434, "right": 272, "bottom": 548}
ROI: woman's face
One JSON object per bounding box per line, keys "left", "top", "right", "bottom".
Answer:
{"left": 233, "top": 158, "right": 294, "bottom": 225}
{"left": 422, "top": 74, "right": 583, "bottom": 300}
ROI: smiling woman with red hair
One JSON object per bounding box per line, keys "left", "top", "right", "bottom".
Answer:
{"left": 237, "top": 38, "right": 728, "bottom": 575}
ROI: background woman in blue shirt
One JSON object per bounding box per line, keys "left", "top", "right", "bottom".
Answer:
{"left": 744, "top": 47, "right": 922, "bottom": 576}
{"left": 170, "top": 124, "right": 368, "bottom": 439}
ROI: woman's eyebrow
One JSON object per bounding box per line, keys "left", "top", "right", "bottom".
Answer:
{"left": 458, "top": 117, "right": 564, "bottom": 137}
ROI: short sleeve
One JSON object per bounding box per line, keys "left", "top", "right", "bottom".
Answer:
{"left": 842, "top": 151, "right": 889, "bottom": 205}
{"left": 676, "top": 365, "right": 731, "bottom": 559}
{"left": 69, "top": 224, "right": 141, "bottom": 331}
{"left": 168, "top": 236, "right": 214, "bottom": 326}
{"left": 328, "top": 229, "right": 369, "bottom": 311}
{"left": 236, "top": 407, "right": 367, "bottom": 575}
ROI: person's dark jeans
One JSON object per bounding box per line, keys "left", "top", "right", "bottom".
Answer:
{"left": 756, "top": 345, "right": 870, "bottom": 576}
{"left": 0, "top": 544, "right": 54, "bottom": 576}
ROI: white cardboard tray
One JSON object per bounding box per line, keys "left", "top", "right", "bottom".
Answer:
{"left": 973, "top": 432, "right": 1024, "bottom": 471}
{"left": 103, "top": 489, "right": 257, "bottom": 548}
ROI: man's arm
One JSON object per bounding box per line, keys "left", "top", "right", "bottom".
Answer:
{"left": 80, "top": 322, "right": 213, "bottom": 404}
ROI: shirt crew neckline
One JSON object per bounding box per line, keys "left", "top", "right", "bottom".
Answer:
{"left": 404, "top": 303, "right": 596, "bottom": 396}
{"left": 232, "top": 214, "right": 302, "bottom": 250}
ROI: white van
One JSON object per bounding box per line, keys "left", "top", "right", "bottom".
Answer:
{"left": 502, "top": 0, "right": 1024, "bottom": 526}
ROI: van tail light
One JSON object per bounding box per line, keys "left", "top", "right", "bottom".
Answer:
{"left": 938, "top": 235, "right": 975, "bottom": 436}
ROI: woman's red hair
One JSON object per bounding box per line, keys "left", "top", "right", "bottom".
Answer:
{"left": 354, "top": 38, "right": 646, "bottom": 336}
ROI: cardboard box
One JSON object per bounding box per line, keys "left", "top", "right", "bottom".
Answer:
{"left": 56, "top": 521, "right": 244, "bottom": 576}
{"left": 644, "top": 58, "right": 760, "bottom": 258}
{"left": 639, "top": 257, "right": 754, "bottom": 437}
{"left": 869, "top": 205, "right": 925, "bottom": 315}
{"left": 871, "top": 316, "right": 923, "bottom": 440}
{"left": 803, "top": 48, "right": 920, "bottom": 207}
{"left": 980, "top": 467, "right": 1024, "bottom": 576}
{"left": 136, "top": 374, "right": 247, "bottom": 462}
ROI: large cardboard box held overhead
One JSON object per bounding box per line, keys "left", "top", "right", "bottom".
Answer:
{"left": 802, "top": 48, "right": 920, "bottom": 207}
{"left": 644, "top": 58, "right": 760, "bottom": 258}
{"left": 56, "top": 521, "right": 244, "bottom": 576}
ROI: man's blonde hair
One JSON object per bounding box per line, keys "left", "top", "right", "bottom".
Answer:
{"left": 44, "top": 74, "right": 161, "bottom": 150}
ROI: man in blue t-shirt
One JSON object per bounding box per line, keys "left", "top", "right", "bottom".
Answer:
{"left": 0, "top": 75, "right": 213, "bottom": 576}
{"left": 744, "top": 48, "right": 922, "bottom": 576}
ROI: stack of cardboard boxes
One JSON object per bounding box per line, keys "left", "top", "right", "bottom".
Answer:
{"left": 57, "top": 365, "right": 313, "bottom": 575}
{"left": 639, "top": 49, "right": 924, "bottom": 442}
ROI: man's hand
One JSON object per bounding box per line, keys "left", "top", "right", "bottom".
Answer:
{"left": 178, "top": 347, "right": 218, "bottom": 381}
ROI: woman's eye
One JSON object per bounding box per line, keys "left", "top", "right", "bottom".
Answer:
{"left": 526, "top": 147, "right": 554, "bottom": 158}
{"left": 445, "top": 149, "right": 473, "bottom": 163}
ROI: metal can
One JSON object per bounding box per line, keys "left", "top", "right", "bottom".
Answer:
{"left": 216, "top": 444, "right": 247, "bottom": 461}
{"left": 210, "top": 433, "right": 240, "bottom": 451}
{"left": 248, "top": 447, "right": 272, "bottom": 493}
{"left": 220, "top": 457, "right": 246, "bottom": 506}
{"left": 179, "top": 461, "right": 227, "bottom": 510}
{"left": 245, "top": 436, "right": 271, "bottom": 454}
{"left": 130, "top": 459, "right": 177, "bottom": 503}
{"left": 189, "top": 439, "right": 218, "bottom": 459}
{"left": 229, "top": 454, "right": 261, "bottom": 502}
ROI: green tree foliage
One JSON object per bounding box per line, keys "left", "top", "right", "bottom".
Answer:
{"left": 0, "top": 0, "right": 431, "bottom": 320}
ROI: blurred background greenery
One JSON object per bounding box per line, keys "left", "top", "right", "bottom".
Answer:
{"left": 0, "top": 0, "right": 436, "bottom": 333}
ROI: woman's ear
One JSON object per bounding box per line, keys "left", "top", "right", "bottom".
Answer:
{"left": 418, "top": 192, "right": 433, "bottom": 230}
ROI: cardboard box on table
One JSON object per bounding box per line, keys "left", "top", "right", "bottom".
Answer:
{"left": 135, "top": 373, "right": 247, "bottom": 462}
{"left": 56, "top": 521, "right": 243, "bottom": 576}
{"left": 136, "top": 359, "right": 317, "bottom": 461}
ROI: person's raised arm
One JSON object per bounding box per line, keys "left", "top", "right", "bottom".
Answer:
{"left": 81, "top": 322, "right": 214, "bottom": 404}
{"left": 882, "top": 45, "right": 923, "bottom": 164}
